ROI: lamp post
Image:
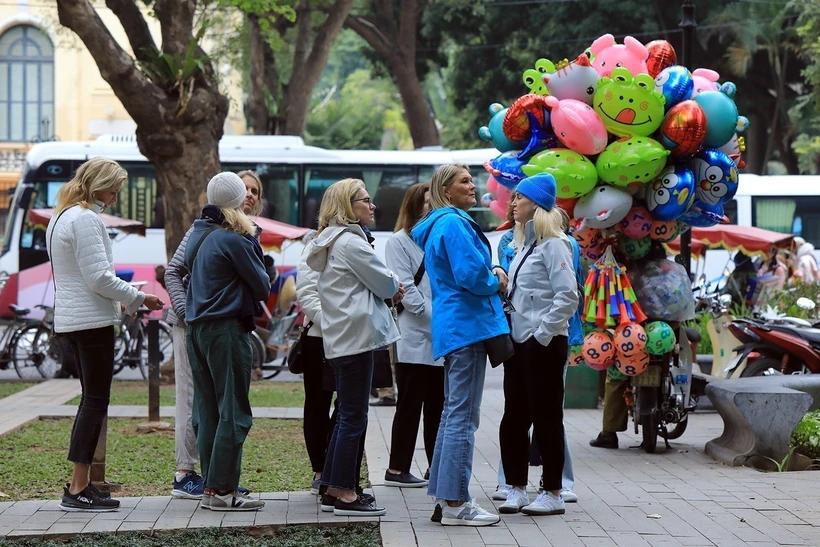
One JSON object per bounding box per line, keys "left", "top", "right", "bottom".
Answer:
{"left": 678, "top": 0, "right": 696, "bottom": 278}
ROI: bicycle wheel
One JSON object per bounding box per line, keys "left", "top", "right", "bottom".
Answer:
{"left": 112, "top": 329, "right": 130, "bottom": 376}
{"left": 12, "top": 323, "right": 59, "bottom": 379}
{"left": 136, "top": 321, "right": 173, "bottom": 379}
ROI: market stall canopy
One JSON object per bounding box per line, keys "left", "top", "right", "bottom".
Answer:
{"left": 252, "top": 216, "right": 311, "bottom": 252}
{"left": 29, "top": 208, "right": 146, "bottom": 236}
{"left": 666, "top": 225, "right": 794, "bottom": 258}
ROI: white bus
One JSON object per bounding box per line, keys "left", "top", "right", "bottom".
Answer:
{"left": 0, "top": 135, "right": 500, "bottom": 316}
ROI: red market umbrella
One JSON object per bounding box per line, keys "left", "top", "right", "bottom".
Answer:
{"left": 667, "top": 224, "right": 793, "bottom": 258}
{"left": 29, "top": 208, "right": 146, "bottom": 236}
{"left": 252, "top": 216, "right": 311, "bottom": 252}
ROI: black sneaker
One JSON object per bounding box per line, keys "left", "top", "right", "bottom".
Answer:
{"left": 59, "top": 485, "right": 120, "bottom": 512}
{"left": 589, "top": 432, "right": 619, "bottom": 449}
{"left": 424, "top": 468, "right": 430, "bottom": 481}
{"left": 355, "top": 486, "right": 376, "bottom": 504}
{"left": 67, "top": 482, "right": 111, "bottom": 500}
{"left": 320, "top": 493, "right": 337, "bottom": 512}
{"left": 334, "top": 494, "right": 386, "bottom": 516}
{"left": 431, "top": 500, "right": 443, "bottom": 522}
{"left": 384, "top": 470, "right": 427, "bottom": 488}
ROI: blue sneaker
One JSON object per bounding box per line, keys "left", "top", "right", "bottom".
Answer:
{"left": 238, "top": 485, "right": 251, "bottom": 496}
{"left": 172, "top": 472, "right": 204, "bottom": 500}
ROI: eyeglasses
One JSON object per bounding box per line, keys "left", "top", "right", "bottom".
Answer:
{"left": 352, "top": 197, "right": 373, "bottom": 205}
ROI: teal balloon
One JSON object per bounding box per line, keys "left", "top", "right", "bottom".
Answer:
{"left": 608, "top": 365, "right": 625, "bottom": 380}
{"left": 694, "top": 90, "right": 738, "bottom": 148}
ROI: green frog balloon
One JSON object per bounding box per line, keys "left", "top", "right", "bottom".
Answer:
{"left": 594, "top": 67, "right": 665, "bottom": 137}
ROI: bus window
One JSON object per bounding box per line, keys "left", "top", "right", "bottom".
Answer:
{"left": 223, "top": 163, "right": 298, "bottom": 225}
{"left": 723, "top": 199, "right": 738, "bottom": 225}
{"left": 752, "top": 196, "right": 820, "bottom": 245}
{"left": 304, "top": 166, "right": 415, "bottom": 230}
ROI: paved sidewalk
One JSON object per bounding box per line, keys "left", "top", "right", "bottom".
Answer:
{"left": 0, "top": 374, "right": 819, "bottom": 545}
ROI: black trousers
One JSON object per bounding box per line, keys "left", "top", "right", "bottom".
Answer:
{"left": 64, "top": 326, "right": 116, "bottom": 465}
{"left": 302, "top": 335, "right": 334, "bottom": 473}
{"left": 499, "top": 335, "right": 567, "bottom": 491}
{"left": 388, "top": 362, "right": 444, "bottom": 472}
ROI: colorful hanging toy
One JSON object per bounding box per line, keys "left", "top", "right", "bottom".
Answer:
{"left": 583, "top": 245, "right": 647, "bottom": 328}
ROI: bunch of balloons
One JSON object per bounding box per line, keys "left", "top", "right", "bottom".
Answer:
{"left": 479, "top": 34, "right": 749, "bottom": 241}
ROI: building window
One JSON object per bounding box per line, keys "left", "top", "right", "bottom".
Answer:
{"left": 0, "top": 25, "right": 54, "bottom": 142}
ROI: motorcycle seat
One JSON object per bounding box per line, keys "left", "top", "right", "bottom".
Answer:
{"left": 684, "top": 327, "right": 701, "bottom": 344}
{"left": 773, "top": 325, "right": 820, "bottom": 345}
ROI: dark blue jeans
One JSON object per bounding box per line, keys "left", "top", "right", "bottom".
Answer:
{"left": 321, "top": 351, "right": 374, "bottom": 491}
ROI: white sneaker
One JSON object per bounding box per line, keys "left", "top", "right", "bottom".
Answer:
{"left": 440, "top": 499, "right": 500, "bottom": 526}
{"left": 561, "top": 489, "right": 578, "bottom": 503}
{"left": 522, "top": 490, "right": 565, "bottom": 516}
{"left": 491, "top": 484, "right": 512, "bottom": 501}
{"left": 209, "top": 490, "right": 265, "bottom": 512}
{"left": 499, "top": 487, "right": 529, "bottom": 514}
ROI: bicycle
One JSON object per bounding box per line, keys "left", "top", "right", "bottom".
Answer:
{"left": 250, "top": 302, "right": 302, "bottom": 380}
{"left": 11, "top": 304, "right": 63, "bottom": 379}
{"left": 113, "top": 307, "right": 173, "bottom": 379}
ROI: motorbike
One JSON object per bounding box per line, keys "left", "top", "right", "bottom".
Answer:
{"left": 627, "top": 325, "right": 696, "bottom": 453}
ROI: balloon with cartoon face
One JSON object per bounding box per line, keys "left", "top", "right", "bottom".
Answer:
{"left": 595, "top": 135, "right": 670, "bottom": 188}
{"left": 484, "top": 151, "right": 528, "bottom": 189}
{"left": 542, "top": 54, "right": 600, "bottom": 105}
{"left": 694, "top": 84, "right": 739, "bottom": 148}
{"left": 573, "top": 185, "right": 634, "bottom": 229}
{"left": 522, "top": 59, "right": 554, "bottom": 96}
{"left": 594, "top": 67, "right": 666, "bottom": 137}
{"left": 654, "top": 66, "right": 693, "bottom": 112}
{"left": 689, "top": 148, "right": 739, "bottom": 206}
{"left": 478, "top": 103, "right": 518, "bottom": 153}
{"left": 646, "top": 165, "right": 696, "bottom": 221}
{"left": 522, "top": 148, "right": 599, "bottom": 199}
{"left": 679, "top": 199, "right": 728, "bottom": 228}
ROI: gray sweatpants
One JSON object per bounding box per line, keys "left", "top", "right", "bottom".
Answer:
{"left": 173, "top": 325, "right": 199, "bottom": 471}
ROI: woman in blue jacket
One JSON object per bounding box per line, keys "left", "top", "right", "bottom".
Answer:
{"left": 412, "top": 164, "right": 509, "bottom": 527}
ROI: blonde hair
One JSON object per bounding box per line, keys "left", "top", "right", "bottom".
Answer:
{"left": 221, "top": 207, "right": 257, "bottom": 237}
{"left": 54, "top": 157, "right": 126, "bottom": 214}
{"left": 237, "top": 170, "right": 264, "bottom": 216}
{"left": 513, "top": 206, "right": 565, "bottom": 249}
{"left": 317, "top": 178, "right": 366, "bottom": 233}
{"left": 429, "top": 163, "right": 469, "bottom": 210}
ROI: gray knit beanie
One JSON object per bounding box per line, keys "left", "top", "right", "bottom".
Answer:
{"left": 207, "top": 172, "right": 246, "bottom": 210}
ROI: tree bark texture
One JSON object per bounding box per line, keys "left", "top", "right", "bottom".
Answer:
{"left": 345, "top": 0, "right": 440, "bottom": 148}
{"left": 57, "top": 0, "right": 228, "bottom": 260}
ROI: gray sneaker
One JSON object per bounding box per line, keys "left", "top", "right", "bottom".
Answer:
{"left": 209, "top": 490, "right": 265, "bottom": 512}
{"left": 522, "top": 490, "right": 565, "bottom": 516}
{"left": 440, "top": 500, "right": 500, "bottom": 526}
{"left": 310, "top": 476, "right": 321, "bottom": 495}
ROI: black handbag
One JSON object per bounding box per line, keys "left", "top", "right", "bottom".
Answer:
{"left": 286, "top": 320, "right": 313, "bottom": 374}
{"left": 485, "top": 334, "right": 514, "bottom": 368}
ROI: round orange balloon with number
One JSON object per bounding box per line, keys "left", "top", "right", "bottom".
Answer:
{"left": 649, "top": 219, "right": 679, "bottom": 242}
{"left": 615, "top": 351, "right": 650, "bottom": 376}
{"left": 568, "top": 344, "right": 585, "bottom": 367}
{"left": 613, "top": 323, "right": 648, "bottom": 356}
{"left": 583, "top": 331, "right": 615, "bottom": 368}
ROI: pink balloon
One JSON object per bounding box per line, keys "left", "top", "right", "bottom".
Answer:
{"left": 490, "top": 201, "right": 507, "bottom": 220}
{"left": 496, "top": 184, "right": 512, "bottom": 207}
{"left": 486, "top": 175, "right": 499, "bottom": 194}
{"left": 545, "top": 96, "right": 608, "bottom": 156}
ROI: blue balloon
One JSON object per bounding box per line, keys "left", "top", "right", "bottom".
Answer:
{"left": 478, "top": 103, "right": 518, "bottom": 153}
{"left": 654, "top": 66, "right": 693, "bottom": 113}
{"left": 694, "top": 90, "right": 739, "bottom": 148}
{"left": 679, "top": 199, "right": 726, "bottom": 228}
{"left": 645, "top": 165, "right": 696, "bottom": 221}
{"left": 689, "top": 148, "right": 739, "bottom": 206}
{"left": 485, "top": 151, "right": 528, "bottom": 189}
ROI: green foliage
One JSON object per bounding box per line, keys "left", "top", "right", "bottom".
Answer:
{"left": 0, "top": 418, "right": 312, "bottom": 500}
{"left": 0, "top": 382, "right": 35, "bottom": 400}
{"left": 686, "top": 313, "right": 713, "bottom": 355}
{"left": 761, "top": 445, "right": 797, "bottom": 472}
{"left": 791, "top": 410, "right": 820, "bottom": 460}
{"left": 2, "top": 524, "right": 380, "bottom": 546}
{"left": 792, "top": 0, "right": 820, "bottom": 173}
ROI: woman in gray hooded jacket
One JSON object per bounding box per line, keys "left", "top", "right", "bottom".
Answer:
{"left": 306, "top": 178, "right": 403, "bottom": 517}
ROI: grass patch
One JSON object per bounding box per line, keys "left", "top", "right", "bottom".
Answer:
{"left": 0, "top": 382, "right": 36, "bottom": 400}
{"left": 66, "top": 381, "right": 305, "bottom": 408}
{"left": 0, "top": 524, "right": 380, "bottom": 546}
{"left": 0, "top": 417, "right": 312, "bottom": 500}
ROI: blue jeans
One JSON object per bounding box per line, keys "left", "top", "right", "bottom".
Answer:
{"left": 321, "top": 351, "right": 374, "bottom": 491}
{"left": 496, "top": 363, "right": 575, "bottom": 491}
{"left": 427, "top": 342, "right": 487, "bottom": 502}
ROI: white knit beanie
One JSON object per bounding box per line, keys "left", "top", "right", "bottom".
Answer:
{"left": 207, "top": 172, "right": 246, "bottom": 210}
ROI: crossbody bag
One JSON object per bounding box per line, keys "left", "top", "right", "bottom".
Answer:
{"left": 47, "top": 206, "right": 77, "bottom": 336}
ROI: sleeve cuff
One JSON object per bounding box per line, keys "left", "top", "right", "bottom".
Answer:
{"left": 124, "top": 292, "right": 146, "bottom": 315}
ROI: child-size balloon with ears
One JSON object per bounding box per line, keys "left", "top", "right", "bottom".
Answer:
{"left": 659, "top": 100, "right": 707, "bottom": 157}
{"left": 484, "top": 151, "right": 528, "bottom": 189}
{"left": 593, "top": 67, "right": 666, "bottom": 137}
{"left": 654, "top": 66, "right": 694, "bottom": 113}
{"left": 694, "top": 83, "right": 740, "bottom": 148}
{"left": 502, "top": 94, "right": 558, "bottom": 160}
{"left": 573, "top": 185, "right": 634, "bottom": 229}
{"left": 679, "top": 199, "right": 728, "bottom": 228}
{"left": 478, "top": 103, "right": 518, "bottom": 153}
{"left": 645, "top": 165, "right": 696, "bottom": 221}
{"left": 718, "top": 133, "right": 747, "bottom": 169}
{"left": 689, "top": 68, "right": 720, "bottom": 97}
{"left": 522, "top": 59, "right": 553, "bottom": 95}
{"left": 689, "top": 148, "right": 739, "bottom": 206}
{"left": 541, "top": 54, "right": 600, "bottom": 105}
{"left": 595, "top": 135, "right": 670, "bottom": 188}
{"left": 589, "top": 34, "right": 649, "bottom": 78}
{"left": 544, "top": 96, "right": 608, "bottom": 155}
{"left": 522, "top": 148, "right": 599, "bottom": 199}
{"left": 645, "top": 40, "right": 676, "bottom": 78}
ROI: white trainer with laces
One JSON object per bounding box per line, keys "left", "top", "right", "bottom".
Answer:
{"left": 491, "top": 484, "right": 512, "bottom": 501}
{"left": 499, "top": 487, "right": 529, "bottom": 514}
{"left": 522, "top": 490, "right": 565, "bottom": 516}
{"left": 441, "top": 499, "right": 500, "bottom": 526}
{"left": 209, "top": 490, "right": 265, "bottom": 512}
{"left": 561, "top": 489, "right": 578, "bottom": 503}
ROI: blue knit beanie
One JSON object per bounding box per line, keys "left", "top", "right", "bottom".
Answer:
{"left": 515, "top": 173, "right": 557, "bottom": 211}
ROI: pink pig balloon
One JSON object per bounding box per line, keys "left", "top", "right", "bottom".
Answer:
{"left": 590, "top": 34, "right": 649, "bottom": 78}
{"left": 545, "top": 96, "right": 608, "bottom": 156}
{"left": 690, "top": 68, "right": 719, "bottom": 98}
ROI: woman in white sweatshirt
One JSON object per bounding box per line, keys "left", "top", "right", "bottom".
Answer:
{"left": 47, "top": 157, "right": 163, "bottom": 512}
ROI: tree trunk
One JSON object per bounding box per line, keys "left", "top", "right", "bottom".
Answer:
{"left": 247, "top": 15, "right": 269, "bottom": 135}
{"left": 391, "top": 60, "right": 439, "bottom": 148}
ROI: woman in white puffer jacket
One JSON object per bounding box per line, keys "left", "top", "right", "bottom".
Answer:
{"left": 46, "top": 157, "right": 164, "bottom": 512}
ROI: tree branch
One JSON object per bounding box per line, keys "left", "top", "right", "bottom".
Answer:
{"left": 345, "top": 14, "right": 393, "bottom": 58}
{"left": 397, "top": 0, "right": 419, "bottom": 55}
{"left": 373, "top": 0, "right": 398, "bottom": 40}
{"left": 56, "top": 0, "right": 165, "bottom": 126}
{"left": 304, "top": 0, "right": 355, "bottom": 80}
{"left": 293, "top": 0, "right": 312, "bottom": 69}
{"left": 105, "top": 0, "right": 159, "bottom": 63}
{"left": 155, "top": 0, "right": 195, "bottom": 55}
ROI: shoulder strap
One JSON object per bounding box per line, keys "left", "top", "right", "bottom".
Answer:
{"left": 48, "top": 206, "right": 75, "bottom": 287}
{"left": 508, "top": 241, "right": 538, "bottom": 301}
{"left": 413, "top": 258, "right": 426, "bottom": 286}
{"left": 189, "top": 225, "right": 219, "bottom": 268}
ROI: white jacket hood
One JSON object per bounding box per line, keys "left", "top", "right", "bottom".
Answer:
{"left": 306, "top": 224, "right": 357, "bottom": 272}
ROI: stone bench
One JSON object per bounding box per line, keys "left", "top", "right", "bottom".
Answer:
{"left": 705, "top": 377, "right": 815, "bottom": 470}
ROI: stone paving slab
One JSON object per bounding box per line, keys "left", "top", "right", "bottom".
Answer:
{"left": 1, "top": 370, "right": 820, "bottom": 544}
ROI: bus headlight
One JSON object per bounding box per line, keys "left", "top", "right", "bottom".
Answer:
{"left": 0, "top": 271, "right": 8, "bottom": 293}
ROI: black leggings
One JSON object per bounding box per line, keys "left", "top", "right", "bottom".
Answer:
{"left": 302, "top": 336, "right": 334, "bottom": 473}
{"left": 64, "top": 326, "right": 116, "bottom": 465}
